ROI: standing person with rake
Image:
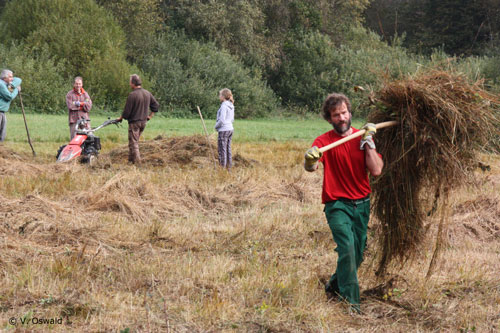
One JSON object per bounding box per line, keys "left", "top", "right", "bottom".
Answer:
{"left": 215, "top": 88, "right": 234, "bottom": 170}
{"left": 0, "top": 69, "right": 22, "bottom": 142}
{"left": 304, "top": 93, "right": 383, "bottom": 314}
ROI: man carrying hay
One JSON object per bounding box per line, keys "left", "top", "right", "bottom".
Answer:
{"left": 117, "top": 74, "right": 159, "bottom": 164}
{"left": 304, "top": 93, "right": 383, "bottom": 313}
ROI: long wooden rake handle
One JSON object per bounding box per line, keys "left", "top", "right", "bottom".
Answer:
{"left": 19, "top": 92, "right": 37, "bottom": 157}
{"left": 318, "top": 121, "right": 398, "bottom": 153}
{"left": 197, "top": 106, "right": 217, "bottom": 170}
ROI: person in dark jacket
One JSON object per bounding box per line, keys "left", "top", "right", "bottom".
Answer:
{"left": 117, "top": 74, "right": 159, "bottom": 164}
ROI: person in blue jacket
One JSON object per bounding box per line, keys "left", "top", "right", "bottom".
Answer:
{"left": 214, "top": 88, "right": 234, "bottom": 170}
{"left": 0, "top": 69, "right": 22, "bottom": 142}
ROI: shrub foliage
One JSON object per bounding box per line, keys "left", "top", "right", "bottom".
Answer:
{"left": 0, "top": 0, "right": 500, "bottom": 117}
{"left": 0, "top": 0, "right": 133, "bottom": 111}
{"left": 0, "top": 43, "right": 67, "bottom": 113}
{"left": 140, "top": 33, "right": 278, "bottom": 118}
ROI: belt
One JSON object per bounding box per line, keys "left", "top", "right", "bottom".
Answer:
{"left": 336, "top": 195, "right": 370, "bottom": 206}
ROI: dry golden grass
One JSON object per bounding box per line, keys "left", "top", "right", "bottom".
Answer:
{"left": 0, "top": 138, "right": 499, "bottom": 332}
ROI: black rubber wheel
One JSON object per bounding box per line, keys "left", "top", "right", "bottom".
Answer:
{"left": 80, "top": 147, "right": 98, "bottom": 164}
{"left": 56, "top": 145, "right": 67, "bottom": 159}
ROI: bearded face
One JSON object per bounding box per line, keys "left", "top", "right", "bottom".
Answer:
{"left": 332, "top": 116, "right": 351, "bottom": 134}
{"left": 328, "top": 102, "right": 352, "bottom": 135}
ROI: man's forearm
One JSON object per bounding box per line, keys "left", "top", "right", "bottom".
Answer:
{"left": 0, "top": 86, "right": 17, "bottom": 101}
{"left": 365, "top": 147, "right": 383, "bottom": 176}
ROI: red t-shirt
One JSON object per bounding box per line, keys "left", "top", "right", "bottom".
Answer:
{"left": 313, "top": 128, "right": 372, "bottom": 203}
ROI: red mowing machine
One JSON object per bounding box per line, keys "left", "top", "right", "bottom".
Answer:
{"left": 56, "top": 118, "right": 120, "bottom": 163}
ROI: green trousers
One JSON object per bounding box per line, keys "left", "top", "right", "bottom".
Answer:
{"left": 324, "top": 198, "right": 370, "bottom": 310}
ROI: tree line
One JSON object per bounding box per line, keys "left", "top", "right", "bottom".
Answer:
{"left": 1, "top": 0, "right": 499, "bottom": 118}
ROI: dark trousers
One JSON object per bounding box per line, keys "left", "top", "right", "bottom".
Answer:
{"left": 128, "top": 121, "right": 146, "bottom": 163}
{"left": 217, "top": 130, "right": 233, "bottom": 169}
{"left": 324, "top": 198, "right": 370, "bottom": 311}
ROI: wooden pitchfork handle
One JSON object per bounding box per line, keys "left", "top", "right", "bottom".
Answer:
{"left": 19, "top": 91, "right": 37, "bottom": 157}
{"left": 318, "top": 121, "right": 398, "bottom": 153}
{"left": 196, "top": 106, "right": 217, "bottom": 170}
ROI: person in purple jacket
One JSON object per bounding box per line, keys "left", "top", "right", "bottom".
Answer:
{"left": 214, "top": 88, "right": 234, "bottom": 170}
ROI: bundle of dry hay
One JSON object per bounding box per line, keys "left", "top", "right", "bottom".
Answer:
{"left": 367, "top": 70, "right": 500, "bottom": 275}
{"left": 106, "top": 134, "right": 253, "bottom": 167}
{"left": 0, "top": 145, "right": 25, "bottom": 160}
{"left": 0, "top": 145, "right": 51, "bottom": 176}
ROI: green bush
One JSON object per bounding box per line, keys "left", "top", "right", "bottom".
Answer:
{"left": 82, "top": 47, "right": 135, "bottom": 110}
{"left": 0, "top": 0, "right": 133, "bottom": 111}
{"left": 0, "top": 43, "right": 67, "bottom": 113}
{"left": 140, "top": 33, "right": 279, "bottom": 118}
{"left": 336, "top": 28, "right": 421, "bottom": 115}
{"left": 476, "top": 56, "right": 500, "bottom": 89}
{"left": 96, "top": 0, "right": 164, "bottom": 64}
{"left": 270, "top": 27, "right": 421, "bottom": 116}
{"left": 269, "top": 31, "right": 342, "bottom": 111}
{"left": 411, "top": 49, "right": 500, "bottom": 92}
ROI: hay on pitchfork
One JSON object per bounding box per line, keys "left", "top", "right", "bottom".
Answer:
{"left": 366, "top": 69, "right": 500, "bottom": 276}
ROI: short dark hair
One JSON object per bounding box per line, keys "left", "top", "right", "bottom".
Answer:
{"left": 321, "top": 93, "right": 352, "bottom": 121}
{"left": 130, "top": 74, "right": 142, "bottom": 86}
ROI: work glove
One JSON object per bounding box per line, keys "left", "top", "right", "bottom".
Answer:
{"left": 360, "top": 123, "right": 376, "bottom": 150}
{"left": 74, "top": 101, "right": 81, "bottom": 107}
{"left": 304, "top": 146, "right": 322, "bottom": 171}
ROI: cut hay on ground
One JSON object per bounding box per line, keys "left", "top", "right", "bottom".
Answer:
{"left": 106, "top": 134, "right": 253, "bottom": 167}
{"left": 0, "top": 145, "right": 61, "bottom": 176}
{"left": 367, "top": 70, "right": 500, "bottom": 275}
{"left": 1, "top": 135, "right": 499, "bottom": 330}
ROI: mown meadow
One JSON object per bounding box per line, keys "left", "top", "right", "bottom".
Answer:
{"left": 1, "top": 114, "right": 499, "bottom": 332}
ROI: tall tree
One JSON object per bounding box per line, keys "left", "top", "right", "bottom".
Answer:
{"left": 162, "top": 0, "right": 370, "bottom": 70}
{"left": 364, "top": 0, "right": 500, "bottom": 56}
{"left": 96, "top": 0, "right": 165, "bottom": 63}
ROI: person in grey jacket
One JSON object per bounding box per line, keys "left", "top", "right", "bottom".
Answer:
{"left": 214, "top": 88, "right": 234, "bottom": 169}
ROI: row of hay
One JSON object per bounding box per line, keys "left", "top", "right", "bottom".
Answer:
{"left": 0, "top": 141, "right": 321, "bottom": 268}
{"left": 105, "top": 134, "right": 254, "bottom": 168}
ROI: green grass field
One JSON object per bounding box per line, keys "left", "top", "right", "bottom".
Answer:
{"left": 2, "top": 112, "right": 363, "bottom": 152}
